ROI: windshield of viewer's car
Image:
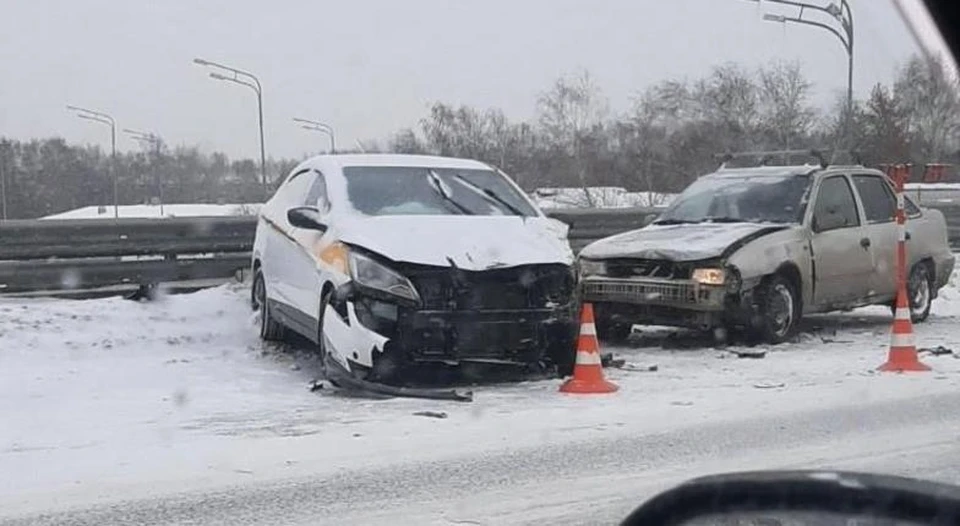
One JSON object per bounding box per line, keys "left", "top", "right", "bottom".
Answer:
{"left": 343, "top": 166, "right": 538, "bottom": 217}
{"left": 656, "top": 174, "right": 812, "bottom": 224}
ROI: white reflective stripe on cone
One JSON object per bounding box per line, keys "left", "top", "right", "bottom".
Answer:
{"left": 898, "top": 228, "right": 907, "bottom": 242}
{"left": 894, "top": 307, "right": 912, "bottom": 321}
{"left": 890, "top": 332, "right": 916, "bottom": 348}
{"left": 897, "top": 193, "right": 905, "bottom": 209}
{"left": 575, "top": 351, "right": 602, "bottom": 366}
{"left": 579, "top": 323, "right": 597, "bottom": 336}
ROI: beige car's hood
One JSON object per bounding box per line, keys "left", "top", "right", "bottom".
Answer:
{"left": 580, "top": 222, "right": 791, "bottom": 262}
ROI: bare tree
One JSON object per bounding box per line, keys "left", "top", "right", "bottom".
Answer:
{"left": 537, "top": 70, "right": 609, "bottom": 205}
{"left": 694, "top": 63, "right": 759, "bottom": 147}
{"left": 861, "top": 83, "right": 910, "bottom": 164}
{"left": 756, "top": 61, "right": 816, "bottom": 150}
{"left": 895, "top": 55, "right": 960, "bottom": 161}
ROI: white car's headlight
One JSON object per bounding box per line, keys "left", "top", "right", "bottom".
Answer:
{"left": 692, "top": 267, "right": 725, "bottom": 286}
{"left": 579, "top": 259, "right": 607, "bottom": 277}
{"left": 348, "top": 251, "right": 421, "bottom": 303}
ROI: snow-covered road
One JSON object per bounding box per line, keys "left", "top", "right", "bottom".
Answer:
{"left": 2, "top": 269, "right": 960, "bottom": 525}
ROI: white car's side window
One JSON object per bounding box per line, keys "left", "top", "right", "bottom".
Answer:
{"left": 304, "top": 171, "right": 330, "bottom": 212}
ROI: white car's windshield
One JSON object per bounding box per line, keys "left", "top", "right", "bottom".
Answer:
{"left": 656, "top": 174, "right": 812, "bottom": 225}
{"left": 343, "top": 166, "right": 538, "bottom": 217}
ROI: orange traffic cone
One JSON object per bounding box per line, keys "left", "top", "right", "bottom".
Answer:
{"left": 878, "top": 286, "right": 930, "bottom": 372}
{"left": 560, "top": 303, "right": 619, "bottom": 394}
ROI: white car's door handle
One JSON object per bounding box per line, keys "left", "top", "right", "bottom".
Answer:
{"left": 860, "top": 237, "right": 871, "bottom": 249}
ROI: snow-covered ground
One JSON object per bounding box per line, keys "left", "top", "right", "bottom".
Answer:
{"left": 41, "top": 203, "right": 261, "bottom": 220}
{"left": 2, "top": 267, "right": 960, "bottom": 523}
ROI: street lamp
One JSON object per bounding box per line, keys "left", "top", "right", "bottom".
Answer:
{"left": 193, "top": 57, "right": 267, "bottom": 197}
{"left": 750, "top": 0, "right": 854, "bottom": 148}
{"left": 293, "top": 117, "right": 336, "bottom": 154}
{"left": 67, "top": 104, "right": 118, "bottom": 218}
{"left": 124, "top": 128, "right": 165, "bottom": 216}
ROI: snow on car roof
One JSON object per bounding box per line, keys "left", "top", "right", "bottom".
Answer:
{"left": 305, "top": 154, "right": 492, "bottom": 171}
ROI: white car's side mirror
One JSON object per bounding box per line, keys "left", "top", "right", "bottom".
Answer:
{"left": 287, "top": 206, "right": 328, "bottom": 232}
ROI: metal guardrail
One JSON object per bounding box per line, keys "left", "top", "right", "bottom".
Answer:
{"left": 1, "top": 203, "right": 957, "bottom": 296}
{"left": 0, "top": 216, "right": 253, "bottom": 295}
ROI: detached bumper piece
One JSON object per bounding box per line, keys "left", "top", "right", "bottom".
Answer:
{"left": 321, "top": 356, "right": 474, "bottom": 402}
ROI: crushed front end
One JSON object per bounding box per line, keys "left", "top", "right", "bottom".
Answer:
{"left": 580, "top": 257, "right": 754, "bottom": 331}
{"left": 330, "top": 259, "right": 579, "bottom": 381}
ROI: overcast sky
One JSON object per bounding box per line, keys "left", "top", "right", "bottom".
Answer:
{"left": 0, "top": 0, "right": 924, "bottom": 160}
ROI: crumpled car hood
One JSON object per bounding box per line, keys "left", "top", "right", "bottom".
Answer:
{"left": 334, "top": 215, "right": 574, "bottom": 270}
{"left": 580, "top": 222, "right": 790, "bottom": 262}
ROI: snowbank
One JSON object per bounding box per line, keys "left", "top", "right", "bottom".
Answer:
{"left": 42, "top": 203, "right": 262, "bottom": 220}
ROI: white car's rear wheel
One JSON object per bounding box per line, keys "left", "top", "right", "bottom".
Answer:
{"left": 253, "top": 271, "right": 284, "bottom": 341}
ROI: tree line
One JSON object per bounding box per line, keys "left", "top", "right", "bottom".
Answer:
{"left": 1, "top": 54, "right": 957, "bottom": 219}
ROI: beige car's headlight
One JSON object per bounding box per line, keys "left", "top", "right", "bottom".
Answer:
{"left": 692, "top": 268, "right": 725, "bottom": 286}
{"left": 579, "top": 259, "right": 607, "bottom": 277}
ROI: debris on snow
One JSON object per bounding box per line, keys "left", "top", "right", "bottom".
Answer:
{"left": 919, "top": 346, "right": 954, "bottom": 356}
{"left": 618, "top": 363, "right": 659, "bottom": 372}
{"left": 413, "top": 411, "right": 449, "bottom": 419}
{"left": 734, "top": 349, "right": 767, "bottom": 359}
{"left": 753, "top": 382, "right": 786, "bottom": 389}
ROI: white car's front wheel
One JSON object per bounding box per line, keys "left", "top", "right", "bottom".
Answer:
{"left": 253, "top": 271, "right": 284, "bottom": 341}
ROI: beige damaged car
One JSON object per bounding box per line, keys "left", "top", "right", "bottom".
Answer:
{"left": 578, "top": 156, "right": 956, "bottom": 344}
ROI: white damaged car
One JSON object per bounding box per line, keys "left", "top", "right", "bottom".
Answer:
{"left": 251, "top": 155, "right": 579, "bottom": 384}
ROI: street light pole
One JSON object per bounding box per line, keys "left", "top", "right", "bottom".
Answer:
{"left": 193, "top": 58, "right": 268, "bottom": 198}
{"left": 125, "top": 128, "right": 165, "bottom": 216}
{"left": 67, "top": 105, "right": 118, "bottom": 218}
{"left": 0, "top": 153, "right": 6, "bottom": 221}
{"left": 292, "top": 117, "right": 336, "bottom": 154}
{"left": 753, "top": 0, "right": 854, "bottom": 149}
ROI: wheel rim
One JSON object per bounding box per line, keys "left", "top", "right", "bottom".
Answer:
{"left": 768, "top": 283, "right": 794, "bottom": 337}
{"left": 910, "top": 269, "right": 931, "bottom": 315}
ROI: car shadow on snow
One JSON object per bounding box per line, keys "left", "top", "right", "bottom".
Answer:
{"left": 621, "top": 311, "right": 894, "bottom": 351}
{"left": 262, "top": 330, "right": 556, "bottom": 391}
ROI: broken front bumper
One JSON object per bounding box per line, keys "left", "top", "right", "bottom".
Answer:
{"left": 581, "top": 276, "right": 743, "bottom": 329}
{"left": 582, "top": 276, "right": 727, "bottom": 310}
{"left": 334, "top": 262, "right": 580, "bottom": 371}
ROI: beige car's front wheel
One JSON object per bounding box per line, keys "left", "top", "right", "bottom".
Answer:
{"left": 752, "top": 275, "right": 800, "bottom": 344}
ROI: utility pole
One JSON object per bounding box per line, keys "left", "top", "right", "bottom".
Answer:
{"left": 67, "top": 105, "right": 118, "bottom": 218}
{"left": 293, "top": 117, "right": 336, "bottom": 154}
{"left": 124, "top": 129, "right": 164, "bottom": 216}
{"left": 749, "top": 0, "right": 854, "bottom": 148}
{"left": 193, "top": 58, "right": 268, "bottom": 198}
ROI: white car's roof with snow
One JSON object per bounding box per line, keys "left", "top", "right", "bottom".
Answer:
{"left": 304, "top": 154, "right": 492, "bottom": 172}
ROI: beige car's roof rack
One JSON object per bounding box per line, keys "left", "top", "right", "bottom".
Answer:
{"left": 715, "top": 149, "right": 864, "bottom": 170}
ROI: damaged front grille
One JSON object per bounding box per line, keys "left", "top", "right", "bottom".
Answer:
{"left": 604, "top": 259, "right": 693, "bottom": 279}
{"left": 398, "top": 263, "right": 575, "bottom": 310}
